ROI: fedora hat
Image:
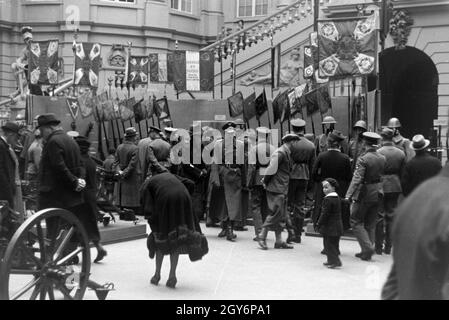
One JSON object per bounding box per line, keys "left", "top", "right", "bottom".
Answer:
{"left": 1, "top": 122, "right": 20, "bottom": 135}
{"left": 36, "top": 114, "right": 61, "bottom": 129}
{"left": 328, "top": 130, "right": 346, "bottom": 143}
{"left": 411, "top": 135, "right": 430, "bottom": 151}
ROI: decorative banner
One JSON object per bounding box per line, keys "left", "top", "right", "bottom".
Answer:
{"left": 118, "top": 99, "right": 134, "bottom": 121}
{"left": 172, "top": 50, "right": 214, "bottom": 92}
{"left": 318, "top": 14, "right": 378, "bottom": 78}
{"left": 78, "top": 90, "right": 96, "bottom": 119}
{"left": 66, "top": 97, "right": 80, "bottom": 120}
{"left": 243, "top": 92, "right": 257, "bottom": 122}
{"left": 155, "top": 97, "right": 171, "bottom": 120}
{"left": 228, "top": 92, "right": 244, "bottom": 118}
{"left": 127, "top": 56, "right": 149, "bottom": 86}
{"left": 28, "top": 40, "right": 59, "bottom": 86}
{"left": 149, "top": 53, "right": 174, "bottom": 83}
{"left": 303, "top": 45, "right": 314, "bottom": 79}
{"left": 74, "top": 42, "right": 101, "bottom": 87}
{"left": 255, "top": 89, "right": 268, "bottom": 120}
{"left": 271, "top": 44, "right": 281, "bottom": 90}
{"left": 300, "top": 85, "right": 333, "bottom": 116}
{"left": 143, "top": 98, "right": 154, "bottom": 118}
{"left": 133, "top": 99, "right": 146, "bottom": 123}
{"left": 272, "top": 90, "right": 290, "bottom": 124}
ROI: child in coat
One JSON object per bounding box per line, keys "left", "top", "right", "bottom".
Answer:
{"left": 317, "top": 178, "right": 344, "bottom": 269}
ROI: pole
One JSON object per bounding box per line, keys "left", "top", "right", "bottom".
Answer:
{"left": 108, "top": 81, "right": 118, "bottom": 149}
{"left": 348, "top": 80, "right": 352, "bottom": 138}
{"left": 220, "top": 55, "right": 224, "bottom": 99}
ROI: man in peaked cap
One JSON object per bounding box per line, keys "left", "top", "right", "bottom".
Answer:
{"left": 375, "top": 127, "right": 406, "bottom": 255}
{"left": 209, "top": 120, "right": 246, "bottom": 242}
{"left": 287, "top": 118, "right": 316, "bottom": 244}
{"left": 247, "top": 127, "right": 276, "bottom": 241}
{"left": 346, "top": 132, "right": 386, "bottom": 261}
{"left": 257, "top": 133, "right": 300, "bottom": 250}
{"left": 137, "top": 126, "right": 162, "bottom": 184}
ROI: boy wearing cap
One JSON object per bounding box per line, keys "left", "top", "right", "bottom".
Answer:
{"left": 258, "top": 134, "right": 299, "bottom": 250}
{"left": 115, "top": 128, "right": 141, "bottom": 214}
{"left": 401, "top": 135, "right": 442, "bottom": 197}
{"left": 375, "top": 128, "right": 406, "bottom": 255}
{"left": 0, "top": 123, "right": 23, "bottom": 215}
{"left": 346, "top": 132, "right": 386, "bottom": 261}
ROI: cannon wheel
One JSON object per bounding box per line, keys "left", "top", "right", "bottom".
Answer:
{"left": 0, "top": 209, "right": 91, "bottom": 300}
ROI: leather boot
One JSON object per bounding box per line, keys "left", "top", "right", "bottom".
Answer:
{"left": 286, "top": 228, "right": 296, "bottom": 244}
{"left": 226, "top": 222, "right": 237, "bottom": 242}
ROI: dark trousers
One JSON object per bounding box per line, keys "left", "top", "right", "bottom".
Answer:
{"left": 251, "top": 185, "right": 268, "bottom": 235}
{"left": 287, "top": 179, "right": 308, "bottom": 235}
{"left": 324, "top": 236, "right": 341, "bottom": 265}
{"left": 351, "top": 199, "right": 380, "bottom": 254}
{"left": 376, "top": 193, "right": 400, "bottom": 251}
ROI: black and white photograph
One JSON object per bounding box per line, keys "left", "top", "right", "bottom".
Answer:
{"left": 1, "top": 0, "right": 449, "bottom": 305}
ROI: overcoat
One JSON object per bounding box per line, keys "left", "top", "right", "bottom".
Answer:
{"left": 38, "top": 130, "right": 85, "bottom": 210}
{"left": 0, "top": 137, "right": 17, "bottom": 208}
{"left": 114, "top": 141, "right": 141, "bottom": 208}
{"left": 401, "top": 152, "right": 442, "bottom": 197}
{"left": 317, "top": 193, "right": 344, "bottom": 237}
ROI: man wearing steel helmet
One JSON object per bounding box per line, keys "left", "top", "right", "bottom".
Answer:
{"left": 387, "top": 118, "right": 415, "bottom": 162}
{"left": 348, "top": 120, "right": 368, "bottom": 173}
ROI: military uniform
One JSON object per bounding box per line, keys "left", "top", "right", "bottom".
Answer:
{"left": 346, "top": 133, "right": 386, "bottom": 260}
{"left": 375, "top": 136, "right": 406, "bottom": 254}
{"left": 247, "top": 130, "right": 275, "bottom": 237}
{"left": 348, "top": 137, "right": 365, "bottom": 172}
{"left": 288, "top": 130, "right": 316, "bottom": 242}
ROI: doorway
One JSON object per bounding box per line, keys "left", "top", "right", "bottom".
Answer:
{"left": 380, "top": 46, "right": 439, "bottom": 139}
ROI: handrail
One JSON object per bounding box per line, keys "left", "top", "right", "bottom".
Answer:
{"left": 201, "top": 0, "right": 308, "bottom": 51}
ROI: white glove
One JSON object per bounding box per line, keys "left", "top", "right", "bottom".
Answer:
{"left": 76, "top": 179, "right": 86, "bottom": 192}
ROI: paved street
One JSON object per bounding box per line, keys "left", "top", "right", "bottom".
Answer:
{"left": 84, "top": 224, "right": 393, "bottom": 300}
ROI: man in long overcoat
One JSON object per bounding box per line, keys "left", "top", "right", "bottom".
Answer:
{"left": 0, "top": 123, "right": 23, "bottom": 215}
{"left": 115, "top": 128, "right": 141, "bottom": 213}
{"left": 401, "top": 135, "right": 442, "bottom": 197}
{"left": 209, "top": 122, "right": 246, "bottom": 242}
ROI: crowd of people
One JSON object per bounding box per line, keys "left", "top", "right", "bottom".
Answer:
{"left": 0, "top": 112, "right": 448, "bottom": 296}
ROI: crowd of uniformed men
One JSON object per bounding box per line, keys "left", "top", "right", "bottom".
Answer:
{"left": 0, "top": 114, "right": 444, "bottom": 269}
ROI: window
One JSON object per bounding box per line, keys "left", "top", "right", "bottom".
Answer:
{"left": 171, "top": 0, "right": 193, "bottom": 14}
{"left": 102, "top": 0, "right": 135, "bottom": 3}
{"left": 238, "top": 0, "right": 268, "bottom": 17}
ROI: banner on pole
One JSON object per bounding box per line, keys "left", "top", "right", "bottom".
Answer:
{"left": 73, "top": 43, "right": 101, "bottom": 87}
{"left": 28, "top": 40, "right": 59, "bottom": 86}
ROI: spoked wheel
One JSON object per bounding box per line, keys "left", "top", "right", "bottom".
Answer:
{"left": 0, "top": 209, "right": 91, "bottom": 300}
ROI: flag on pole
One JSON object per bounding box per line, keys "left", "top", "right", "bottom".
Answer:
{"left": 143, "top": 98, "right": 154, "bottom": 118}
{"left": 149, "top": 53, "right": 174, "bottom": 83}
{"left": 127, "top": 56, "right": 149, "bottom": 86}
{"left": 66, "top": 97, "right": 80, "bottom": 120}
{"left": 271, "top": 44, "right": 281, "bottom": 90}
{"left": 155, "top": 97, "right": 171, "bottom": 120}
{"left": 78, "top": 91, "right": 96, "bottom": 119}
{"left": 228, "top": 92, "right": 244, "bottom": 118}
{"left": 73, "top": 42, "right": 101, "bottom": 87}
{"left": 133, "top": 99, "right": 146, "bottom": 123}
{"left": 28, "top": 40, "right": 59, "bottom": 86}
{"left": 243, "top": 93, "right": 257, "bottom": 122}
{"left": 304, "top": 46, "right": 315, "bottom": 79}
{"left": 118, "top": 99, "right": 134, "bottom": 121}
{"left": 172, "top": 50, "right": 215, "bottom": 92}
{"left": 318, "top": 15, "right": 378, "bottom": 78}
{"left": 272, "top": 90, "right": 289, "bottom": 124}
{"left": 255, "top": 89, "right": 268, "bottom": 120}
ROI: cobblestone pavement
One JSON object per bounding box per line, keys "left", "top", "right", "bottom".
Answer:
{"left": 85, "top": 224, "right": 393, "bottom": 300}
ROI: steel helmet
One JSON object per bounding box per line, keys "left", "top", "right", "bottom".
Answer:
{"left": 387, "top": 118, "right": 402, "bottom": 129}
{"left": 322, "top": 116, "right": 337, "bottom": 125}
{"left": 353, "top": 120, "right": 367, "bottom": 131}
